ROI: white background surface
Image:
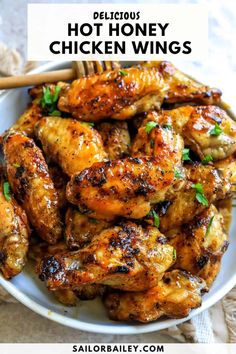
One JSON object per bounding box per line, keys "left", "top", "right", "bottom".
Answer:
{"left": 0, "top": 0, "right": 235, "bottom": 343}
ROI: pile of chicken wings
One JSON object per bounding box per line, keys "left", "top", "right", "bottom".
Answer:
{"left": 0, "top": 61, "right": 236, "bottom": 323}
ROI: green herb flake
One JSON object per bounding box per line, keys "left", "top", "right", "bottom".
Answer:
{"left": 192, "top": 183, "right": 209, "bottom": 206}
{"left": 182, "top": 148, "right": 191, "bottom": 161}
{"left": 206, "top": 216, "right": 214, "bottom": 237}
{"left": 3, "top": 182, "right": 11, "bottom": 202}
{"left": 210, "top": 123, "right": 222, "bottom": 137}
{"left": 145, "top": 121, "right": 158, "bottom": 134}
{"left": 150, "top": 139, "right": 154, "bottom": 148}
{"left": 41, "top": 87, "right": 51, "bottom": 107}
{"left": 163, "top": 123, "right": 172, "bottom": 129}
{"left": 49, "top": 110, "right": 61, "bottom": 117}
{"left": 89, "top": 218, "right": 99, "bottom": 224}
{"left": 148, "top": 210, "right": 160, "bottom": 228}
{"left": 119, "top": 69, "right": 128, "bottom": 76}
{"left": 174, "top": 168, "right": 184, "bottom": 179}
{"left": 202, "top": 155, "right": 213, "bottom": 165}
{"left": 52, "top": 85, "right": 61, "bottom": 103}
{"left": 173, "top": 248, "right": 177, "bottom": 261}
{"left": 41, "top": 85, "right": 61, "bottom": 115}
{"left": 81, "top": 122, "right": 95, "bottom": 127}
{"left": 13, "top": 163, "right": 20, "bottom": 168}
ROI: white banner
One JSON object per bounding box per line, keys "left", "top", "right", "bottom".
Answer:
{"left": 27, "top": 4, "right": 208, "bottom": 61}
{"left": 0, "top": 344, "right": 236, "bottom": 354}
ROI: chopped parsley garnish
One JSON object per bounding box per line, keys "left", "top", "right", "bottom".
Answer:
{"left": 192, "top": 183, "right": 209, "bottom": 206}
{"left": 13, "top": 163, "right": 20, "bottom": 168}
{"left": 210, "top": 123, "right": 222, "bottom": 136}
{"left": 41, "top": 85, "right": 61, "bottom": 116}
{"left": 89, "top": 218, "right": 99, "bottom": 224}
{"left": 202, "top": 154, "right": 213, "bottom": 165}
{"left": 163, "top": 123, "right": 172, "bottom": 129}
{"left": 81, "top": 122, "right": 94, "bottom": 127}
{"left": 173, "top": 248, "right": 177, "bottom": 261}
{"left": 174, "top": 168, "right": 184, "bottom": 179}
{"left": 3, "top": 181, "right": 11, "bottom": 202}
{"left": 150, "top": 139, "right": 154, "bottom": 148}
{"left": 119, "top": 70, "right": 128, "bottom": 76}
{"left": 148, "top": 210, "right": 160, "bottom": 228}
{"left": 206, "top": 216, "right": 214, "bottom": 237}
{"left": 49, "top": 110, "right": 61, "bottom": 117}
{"left": 182, "top": 148, "right": 191, "bottom": 161}
{"left": 145, "top": 121, "right": 158, "bottom": 134}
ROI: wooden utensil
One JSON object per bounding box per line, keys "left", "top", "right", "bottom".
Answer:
{"left": 0, "top": 61, "right": 121, "bottom": 90}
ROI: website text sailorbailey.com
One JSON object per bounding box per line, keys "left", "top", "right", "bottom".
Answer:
{"left": 72, "top": 344, "right": 164, "bottom": 353}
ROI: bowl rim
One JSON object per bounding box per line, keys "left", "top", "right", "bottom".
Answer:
{"left": 1, "top": 265, "right": 236, "bottom": 334}
{"left": 0, "top": 60, "right": 236, "bottom": 335}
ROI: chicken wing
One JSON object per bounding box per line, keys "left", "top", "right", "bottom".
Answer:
{"left": 157, "top": 163, "right": 231, "bottom": 232}
{"left": 35, "top": 117, "right": 107, "bottom": 176}
{"left": 29, "top": 239, "right": 103, "bottom": 303}
{"left": 169, "top": 205, "right": 228, "bottom": 287}
{"left": 3, "top": 133, "right": 62, "bottom": 244}
{"left": 96, "top": 121, "right": 130, "bottom": 160}
{"left": 65, "top": 207, "right": 111, "bottom": 249}
{"left": 37, "top": 221, "right": 175, "bottom": 291}
{"left": 58, "top": 62, "right": 222, "bottom": 122}
{"left": 0, "top": 178, "right": 30, "bottom": 279}
{"left": 8, "top": 102, "right": 42, "bottom": 137}
{"left": 66, "top": 155, "right": 178, "bottom": 221}
{"left": 143, "top": 61, "right": 222, "bottom": 105}
{"left": 58, "top": 66, "right": 167, "bottom": 121}
{"left": 137, "top": 106, "right": 236, "bottom": 161}
{"left": 104, "top": 270, "right": 206, "bottom": 322}
{"left": 66, "top": 123, "right": 184, "bottom": 221}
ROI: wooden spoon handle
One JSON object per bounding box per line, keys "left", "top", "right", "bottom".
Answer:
{"left": 0, "top": 68, "right": 75, "bottom": 90}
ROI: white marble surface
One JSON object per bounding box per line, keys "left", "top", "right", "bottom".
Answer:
{"left": 0, "top": 0, "right": 235, "bottom": 343}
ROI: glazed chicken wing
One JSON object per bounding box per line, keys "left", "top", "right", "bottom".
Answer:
{"left": 30, "top": 239, "right": 104, "bottom": 303}
{"left": 4, "top": 133, "right": 62, "bottom": 244}
{"left": 65, "top": 207, "right": 111, "bottom": 249}
{"left": 104, "top": 270, "right": 206, "bottom": 322}
{"left": 158, "top": 164, "right": 231, "bottom": 232}
{"left": 35, "top": 117, "right": 107, "bottom": 176}
{"left": 37, "top": 221, "right": 175, "bottom": 291}
{"left": 58, "top": 66, "right": 167, "bottom": 121}
{"left": 8, "top": 102, "right": 42, "bottom": 137}
{"left": 143, "top": 61, "right": 222, "bottom": 105}
{"left": 58, "top": 62, "right": 221, "bottom": 122}
{"left": 169, "top": 205, "right": 228, "bottom": 287}
{"left": 67, "top": 156, "right": 177, "bottom": 220}
{"left": 96, "top": 121, "right": 130, "bottom": 160}
{"left": 0, "top": 178, "right": 30, "bottom": 279}
{"left": 138, "top": 106, "right": 236, "bottom": 161}
{"left": 66, "top": 124, "right": 184, "bottom": 220}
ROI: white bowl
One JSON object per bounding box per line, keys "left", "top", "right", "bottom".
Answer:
{"left": 0, "top": 61, "right": 236, "bottom": 335}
